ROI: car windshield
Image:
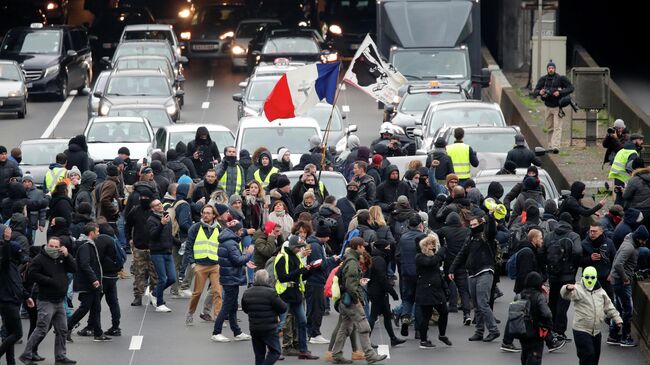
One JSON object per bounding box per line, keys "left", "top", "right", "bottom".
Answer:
{"left": 192, "top": 5, "right": 246, "bottom": 27}
{"left": 108, "top": 108, "right": 171, "bottom": 129}
{"left": 1, "top": 30, "right": 60, "bottom": 54}
{"left": 287, "top": 174, "right": 347, "bottom": 199}
{"left": 304, "top": 105, "right": 342, "bottom": 131}
{"left": 114, "top": 44, "right": 173, "bottom": 63}
{"left": 399, "top": 92, "right": 464, "bottom": 114}
{"left": 169, "top": 131, "right": 234, "bottom": 151}
{"left": 20, "top": 142, "right": 68, "bottom": 165}
{"left": 93, "top": 73, "right": 110, "bottom": 93}
{"left": 87, "top": 122, "right": 151, "bottom": 143}
{"left": 237, "top": 22, "right": 275, "bottom": 38}
{"left": 115, "top": 59, "right": 173, "bottom": 79}
{"left": 428, "top": 107, "right": 504, "bottom": 134}
{"left": 241, "top": 127, "right": 317, "bottom": 154}
{"left": 447, "top": 131, "right": 515, "bottom": 154}
{"left": 392, "top": 50, "right": 469, "bottom": 80}
{"left": 106, "top": 76, "right": 171, "bottom": 97}
{"left": 262, "top": 37, "right": 319, "bottom": 54}
{"left": 247, "top": 78, "right": 279, "bottom": 101}
{"left": 123, "top": 30, "right": 174, "bottom": 46}
{"left": 0, "top": 64, "right": 22, "bottom": 81}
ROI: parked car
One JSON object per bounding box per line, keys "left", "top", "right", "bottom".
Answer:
{"left": 19, "top": 138, "right": 71, "bottom": 189}
{"left": 84, "top": 116, "right": 154, "bottom": 162}
{"left": 149, "top": 123, "right": 235, "bottom": 156}
{"left": 0, "top": 60, "right": 28, "bottom": 118}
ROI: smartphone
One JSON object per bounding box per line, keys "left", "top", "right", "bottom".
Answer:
{"left": 142, "top": 157, "right": 148, "bottom": 166}
{"left": 311, "top": 259, "right": 323, "bottom": 267}
{"left": 264, "top": 195, "right": 271, "bottom": 206}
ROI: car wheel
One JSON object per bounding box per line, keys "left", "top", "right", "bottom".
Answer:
{"left": 17, "top": 102, "right": 26, "bottom": 119}
{"left": 57, "top": 74, "right": 68, "bottom": 101}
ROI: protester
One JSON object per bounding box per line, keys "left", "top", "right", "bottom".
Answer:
{"left": 147, "top": 199, "right": 177, "bottom": 312}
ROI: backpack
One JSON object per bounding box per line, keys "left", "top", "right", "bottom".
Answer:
{"left": 339, "top": 229, "right": 360, "bottom": 256}
{"left": 391, "top": 218, "right": 409, "bottom": 243}
{"left": 110, "top": 234, "right": 127, "bottom": 269}
{"left": 546, "top": 236, "right": 574, "bottom": 276}
{"left": 507, "top": 295, "right": 535, "bottom": 339}
{"left": 506, "top": 246, "right": 533, "bottom": 280}
{"left": 166, "top": 200, "right": 189, "bottom": 238}
{"left": 324, "top": 262, "right": 343, "bottom": 299}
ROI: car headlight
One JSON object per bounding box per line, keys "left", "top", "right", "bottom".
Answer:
{"left": 166, "top": 104, "right": 177, "bottom": 115}
{"left": 219, "top": 31, "right": 234, "bottom": 40}
{"left": 180, "top": 31, "right": 191, "bottom": 40}
{"left": 329, "top": 24, "right": 342, "bottom": 35}
{"left": 46, "top": 2, "right": 58, "bottom": 10}
{"left": 321, "top": 52, "right": 338, "bottom": 63}
{"left": 231, "top": 45, "right": 245, "bottom": 55}
{"left": 44, "top": 64, "right": 59, "bottom": 78}
{"left": 99, "top": 103, "right": 110, "bottom": 116}
{"left": 178, "top": 8, "right": 191, "bottom": 18}
{"left": 298, "top": 21, "right": 308, "bottom": 27}
{"left": 8, "top": 89, "right": 25, "bottom": 97}
{"left": 243, "top": 106, "right": 259, "bottom": 117}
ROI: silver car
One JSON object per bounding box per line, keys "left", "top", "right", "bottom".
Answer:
{"left": 303, "top": 103, "right": 348, "bottom": 147}
{"left": 86, "top": 70, "right": 110, "bottom": 120}
{"left": 19, "top": 138, "right": 69, "bottom": 188}
{"left": 0, "top": 60, "right": 27, "bottom": 119}
{"left": 388, "top": 83, "right": 467, "bottom": 130}
{"left": 120, "top": 24, "right": 182, "bottom": 58}
{"left": 107, "top": 104, "right": 174, "bottom": 131}
{"left": 474, "top": 168, "right": 560, "bottom": 208}
{"left": 230, "top": 19, "right": 281, "bottom": 70}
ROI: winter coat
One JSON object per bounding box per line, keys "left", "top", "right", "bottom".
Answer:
{"left": 73, "top": 236, "right": 102, "bottom": 293}
{"left": 426, "top": 149, "right": 455, "bottom": 181}
{"left": 241, "top": 283, "right": 287, "bottom": 333}
{"left": 541, "top": 220, "right": 582, "bottom": 282}
{"left": 69, "top": 213, "right": 93, "bottom": 239}
{"left": 533, "top": 72, "right": 574, "bottom": 108}
{"left": 186, "top": 220, "right": 221, "bottom": 266}
{"left": 560, "top": 182, "right": 603, "bottom": 234}
{"left": 29, "top": 246, "right": 77, "bottom": 302}
{"left": 506, "top": 146, "right": 541, "bottom": 168}
{"left": 613, "top": 208, "right": 641, "bottom": 248}
{"left": 174, "top": 141, "right": 199, "bottom": 178}
{"left": 436, "top": 212, "right": 470, "bottom": 273}
{"left": 125, "top": 205, "right": 152, "bottom": 250}
{"left": 376, "top": 165, "right": 411, "bottom": 213}
{"left": 98, "top": 176, "right": 120, "bottom": 221}
{"left": 623, "top": 167, "right": 650, "bottom": 210}
{"left": 187, "top": 138, "right": 221, "bottom": 178}
{"left": 275, "top": 247, "right": 311, "bottom": 303}
{"left": 519, "top": 287, "right": 553, "bottom": 338}
{"left": 561, "top": 282, "right": 621, "bottom": 336}
{"left": 339, "top": 249, "right": 364, "bottom": 303}
{"left": 504, "top": 182, "right": 547, "bottom": 209}
{"left": 293, "top": 200, "right": 320, "bottom": 219}
{"left": 313, "top": 203, "right": 345, "bottom": 253}
{"left": 153, "top": 174, "right": 170, "bottom": 201}
{"left": 512, "top": 190, "right": 545, "bottom": 220}
{"left": 0, "top": 159, "right": 22, "bottom": 201}
{"left": 354, "top": 174, "right": 376, "bottom": 204}
{"left": 449, "top": 215, "right": 498, "bottom": 276}
{"left": 25, "top": 186, "right": 47, "bottom": 230}
{"left": 611, "top": 233, "right": 639, "bottom": 285}
{"left": 243, "top": 196, "right": 266, "bottom": 230}
{"left": 268, "top": 211, "right": 294, "bottom": 240}
{"left": 253, "top": 229, "right": 282, "bottom": 269}
{"left": 368, "top": 248, "right": 398, "bottom": 300}
{"left": 398, "top": 229, "right": 426, "bottom": 277}
{"left": 9, "top": 213, "right": 30, "bottom": 250}
{"left": 167, "top": 159, "right": 190, "bottom": 182}
{"left": 306, "top": 235, "right": 336, "bottom": 286}
{"left": 147, "top": 213, "right": 174, "bottom": 254}
{"left": 218, "top": 229, "right": 252, "bottom": 286}
{"left": 95, "top": 233, "right": 121, "bottom": 276}
{"left": 513, "top": 242, "right": 545, "bottom": 293}
{"left": 0, "top": 239, "right": 29, "bottom": 305}
{"left": 48, "top": 195, "right": 73, "bottom": 229}
{"left": 336, "top": 197, "right": 357, "bottom": 232}
{"left": 215, "top": 159, "right": 244, "bottom": 197}
{"left": 580, "top": 234, "right": 617, "bottom": 279}
{"left": 64, "top": 138, "right": 90, "bottom": 173}
{"left": 74, "top": 171, "right": 96, "bottom": 210}
{"left": 415, "top": 248, "right": 447, "bottom": 305}
{"left": 291, "top": 179, "right": 326, "bottom": 206}
{"left": 191, "top": 180, "right": 218, "bottom": 203}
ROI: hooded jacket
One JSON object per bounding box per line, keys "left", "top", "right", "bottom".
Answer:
{"left": 48, "top": 194, "right": 73, "bottom": 229}
{"left": 426, "top": 148, "right": 455, "bottom": 180}
{"left": 275, "top": 246, "right": 311, "bottom": 303}
{"left": 512, "top": 189, "right": 545, "bottom": 220}
{"left": 174, "top": 184, "right": 193, "bottom": 240}
{"left": 291, "top": 177, "right": 327, "bottom": 206}
{"left": 376, "top": 165, "right": 411, "bottom": 213}
{"left": 541, "top": 220, "right": 582, "bottom": 282}
{"left": 0, "top": 236, "right": 29, "bottom": 305}
{"left": 611, "top": 233, "right": 640, "bottom": 285}
{"left": 313, "top": 203, "right": 345, "bottom": 252}
{"left": 613, "top": 208, "right": 642, "bottom": 248}
{"left": 98, "top": 175, "right": 120, "bottom": 221}
{"left": 623, "top": 167, "right": 650, "bottom": 210}
{"left": 151, "top": 160, "right": 170, "bottom": 200}
{"left": 186, "top": 219, "right": 221, "bottom": 266}
{"left": 560, "top": 181, "right": 603, "bottom": 234}
{"left": 125, "top": 203, "right": 152, "bottom": 250}
{"left": 64, "top": 135, "right": 90, "bottom": 173}
{"left": 367, "top": 244, "right": 398, "bottom": 300}
{"left": 519, "top": 272, "right": 553, "bottom": 337}
{"left": 0, "top": 158, "right": 22, "bottom": 201}
{"left": 187, "top": 127, "right": 222, "bottom": 177}
{"left": 241, "top": 281, "right": 287, "bottom": 333}
{"left": 505, "top": 145, "right": 542, "bottom": 168}
{"left": 306, "top": 234, "right": 336, "bottom": 286}
{"left": 2, "top": 182, "right": 49, "bottom": 223}
{"left": 398, "top": 228, "right": 426, "bottom": 277}
{"left": 415, "top": 245, "right": 447, "bottom": 306}
{"left": 74, "top": 170, "right": 96, "bottom": 210}
{"left": 273, "top": 148, "right": 293, "bottom": 172}
{"left": 73, "top": 234, "right": 103, "bottom": 293}
{"left": 449, "top": 215, "right": 498, "bottom": 277}
{"left": 23, "top": 184, "right": 47, "bottom": 231}
{"left": 9, "top": 213, "right": 30, "bottom": 251}
{"left": 218, "top": 228, "right": 252, "bottom": 286}
{"left": 354, "top": 173, "right": 376, "bottom": 204}
{"left": 29, "top": 245, "right": 77, "bottom": 302}
{"left": 436, "top": 212, "right": 470, "bottom": 273}
{"left": 513, "top": 241, "right": 545, "bottom": 293}
{"left": 253, "top": 227, "right": 282, "bottom": 269}
{"left": 96, "top": 229, "right": 121, "bottom": 276}
{"left": 249, "top": 149, "right": 276, "bottom": 183}
{"left": 174, "top": 141, "right": 199, "bottom": 179}
{"left": 561, "top": 281, "right": 621, "bottom": 336}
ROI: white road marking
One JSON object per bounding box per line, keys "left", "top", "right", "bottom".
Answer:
{"left": 201, "top": 102, "right": 210, "bottom": 109}
{"left": 40, "top": 93, "right": 75, "bottom": 138}
{"left": 342, "top": 105, "right": 351, "bottom": 113}
{"left": 129, "top": 336, "right": 143, "bottom": 351}
{"left": 206, "top": 80, "right": 215, "bottom": 87}
{"left": 377, "top": 345, "right": 390, "bottom": 359}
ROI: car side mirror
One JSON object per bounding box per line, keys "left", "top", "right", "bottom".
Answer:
{"left": 232, "top": 93, "right": 243, "bottom": 102}
{"left": 100, "top": 56, "right": 110, "bottom": 65}
{"left": 178, "top": 56, "right": 189, "bottom": 64}
{"left": 471, "top": 68, "right": 491, "bottom": 88}
{"left": 238, "top": 81, "right": 248, "bottom": 89}
{"left": 67, "top": 50, "right": 78, "bottom": 57}
{"left": 93, "top": 91, "right": 103, "bottom": 98}
{"left": 534, "top": 146, "right": 547, "bottom": 156}
{"left": 81, "top": 87, "right": 91, "bottom": 96}
{"left": 345, "top": 124, "right": 358, "bottom": 134}
{"left": 175, "top": 90, "right": 185, "bottom": 97}
{"left": 412, "top": 128, "right": 423, "bottom": 137}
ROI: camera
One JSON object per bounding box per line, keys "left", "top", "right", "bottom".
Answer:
{"left": 607, "top": 127, "right": 616, "bottom": 134}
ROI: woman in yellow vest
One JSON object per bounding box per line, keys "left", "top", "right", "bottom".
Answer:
{"left": 251, "top": 149, "right": 279, "bottom": 190}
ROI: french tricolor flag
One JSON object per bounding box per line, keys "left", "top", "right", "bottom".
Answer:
{"left": 263, "top": 62, "right": 340, "bottom": 122}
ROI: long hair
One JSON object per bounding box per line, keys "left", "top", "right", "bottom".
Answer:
{"left": 368, "top": 205, "right": 386, "bottom": 227}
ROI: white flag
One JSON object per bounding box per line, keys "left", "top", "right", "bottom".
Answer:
{"left": 343, "top": 34, "right": 407, "bottom": 105}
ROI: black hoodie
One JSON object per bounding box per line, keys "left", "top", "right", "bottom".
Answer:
{"left": 64, "top": 135, "right": 90, "bottom": 173}
{"left": 560, "top": 181, "right": 603, "bottom": 234}
{"left": 175, "top": 141, "right": 199, "bottom": 179}
{"left": 29, "top": 246, "right": 77, "bottom": 302}
{"left": 376, "top": 164, "right": 411, "bottom": 213}
{"left": 368, "top": 243, "right": 399, "bottom": 300}
{"left": 74, "top": 171, "right": 97, "bottom": 209}
{"left": 436, "top": 212, "right": 470, "bottom": 272}
{"left": 187, "top": 127, "right": 222, "bottom": 177}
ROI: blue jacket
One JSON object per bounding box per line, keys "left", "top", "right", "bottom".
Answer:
{"left": 399, "top": 229, "right": 426, "bottom": 277}
{"left": 613, "top": 208, "right": 641, "bottom": 248}
{"left": 217, "top": 228, "right": 252, "bottom": 286}
{"left": 306, "top": 235, "right": 337, "bottom": 286}
{"left": 336, "top": 197, "right": 356, "bottom": 231}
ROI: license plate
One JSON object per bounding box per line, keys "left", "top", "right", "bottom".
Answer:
{"left": 350, "top": 44, "right": 360, "bottom": 50}
{"left": 192, "top": 44, "right": 219, "bottom": 51}
{"left": 102, "top": 43, "right": 113, "bottom": 49}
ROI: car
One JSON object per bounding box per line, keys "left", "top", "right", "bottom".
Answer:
{"left": 438, "top": 126, "right": 523, "bottom": 173}
{"left": 474, "top": 168, "right": 560, "bottom": 208}
{"left": 391, "top": 48, "right": 473, "bottom": 94}
{"left": 0, "top": 60, "right": 28, "bottom": 118}
{"left": 18, "top": 138, "right": 69, "bottom": 188}
{"left": 86, "top": 70, "right": 110, "bottom": 119}
{"left": 107, "top": 40, "right": 184, "bottom": 71}
{"left": 246, "top": 27, "right": 333, "bottom": 71}
{"left": 235, "top": 116, "right": 322, "bottom": 165}
{"left": 303, "top": 103, "right": 348, "bottom": 147}
{"left": 387, "top": 83, "right": 467, "bottom": 129}
{"left": 107, "top": 104, "right": 174, "bottom": 131}
{"left": 232, "top": 73, "right": 281, "bottom": 119}
{"left": 113, "top": 55, "right": 184, "bottom": 101}
{"left": 284, "top": 170, "right": 348, "bottom": 199}
{"left": 120, "top": 0, "right": 190, "bottom": 23}
{"left": 250, "top": 60, "right": 302, "bottom": 77}
{"left": 230, "top": 19, "right": 282, "bottom": 71}
{"left": 0, "top": 23, "right": 92, "bottom": 100}
{"left": 88, "top": 6, "right": 155, "bottom": 62}
{"left": 150, "top": 123, "right": 235, "bottom": 156}
{"left": 417, "top": 100, "right": 507, "bottom": 152}
{"left": 319, "top": 0, "right": 375, "bottom": 61}
{"left": 177, "top": 2, "right": 249, "bottom": 59}
{"left": 120, "top": 24, "right": 182, "bottom": 58}
{"left": 255, "top": 33, "right": 333, "bottom": 66}
{"left": 84, "top": 116, "right": 154, "bottom": 162}
{"left": 95, "top": 69, "right": 183, "bottom": 121}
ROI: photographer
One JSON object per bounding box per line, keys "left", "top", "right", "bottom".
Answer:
{"left": 533, "top": 61, "right": 575, "bottom": 150}
{"left": 371, "top": 123, "right": 405, "bottom": 158}
{"left": 603, "top": 119, "right": 630, "bottom": 166}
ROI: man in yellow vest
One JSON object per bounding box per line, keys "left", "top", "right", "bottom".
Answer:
{"left": 446, "top": 128, "right": 479, "bottom": 185}
{"left": 274, "top": 235, "right": 318, "bottom": 360}
{"left": 252, "top": 150, "right": 279, "bottom": 189}
{"left": 216, "top": 146, "right": 244, "bottom": 196}
{"left": 185, "top": 204, "right": 223, "bottom": 325}
{"left": 44, "top": 153, "right": 68, "bottom": 193}
{"left": 609, "top": 133, "right": 644, "bottom": 205}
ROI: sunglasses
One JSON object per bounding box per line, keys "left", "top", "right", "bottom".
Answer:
{"left": 584, "top": 276, "right": 596, "bottom": 280}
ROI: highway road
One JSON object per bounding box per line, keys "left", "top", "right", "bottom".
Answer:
{"left": 2, "top": 58, "right": 646, "bottom": 365}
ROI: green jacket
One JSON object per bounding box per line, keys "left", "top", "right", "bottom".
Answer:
{"left": 341, "top": 250, "right": 363, "bottom": 303}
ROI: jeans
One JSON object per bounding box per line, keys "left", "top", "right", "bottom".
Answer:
{"left": 252, "top": 330, "right": 281, "bottom": 365}
{"left": 102, "top": 277, "right": 121, "bottom": 329}
{"left": 548, "top": 280, "right": 572, "bottom": 336}
{"left": 151, "top": 253, "right": 177, "bottom": 306}
{"left": 419, "top": 304, "right": 448, "bottom": 342}
{"left": 21, "top": 301, "right": 68, "bottom": 361}
{"left": 171, "top": 246, "right": 183, "bottom": 295}
{"left": 400, "top": 275, "right": 417, "bottom": 319}
{"left": 0, "top": 302, "right": 22, "bottom": 364}
{"left": 68, "top": 291, "right": 103, "bottom": 337}
{"left": 573, "top": 330, "right": 601, "bottom": 365}
{"left": 278, "top": 301, "right": 308, "bottom": 352}
{"left": 610, "top": 283, "right": 633, "bottom": 339}
{"left": 468, "top": 271, "right": 498, "bottom": 336}
{"left": 520, "top": 337, "right": 544, "bottom": 365}
{"left": 117, "top": 214, "right": 127, "bottom": 249}
{"left": 448, "top": 270, "right": 471, "bottom": 316}
{"left": 213, "top": 285, "right": 241, "bottom": 336}
{"left": 63, "top": 273, "right": 74, "bottom": 318}
{"left": 305, "top": 284, "right": 325, "bottom": 338}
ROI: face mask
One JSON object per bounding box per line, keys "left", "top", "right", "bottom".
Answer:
{"left": 45, "top": 247, "right": 60, "bottom": 259}
{"left": 612, "top": 215, "right": 622, "bottom": 225}
{"left": 471, "top": 225, "right": 483, "bottom": 235}
{"left": 225, "top": 156, "right": 237, "bottom": 164}
{"left": 347, "top": 190, "right": 358, "bottom": 200}
{"left": 582, "top": 266, "right": 598, "bottom": 291}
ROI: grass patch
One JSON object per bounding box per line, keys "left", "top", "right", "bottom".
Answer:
{"left": 559, "top": 150, "right": 570, "bottom": 156}
{"left": 515, "top": 88, "right": 543, "bottom": 110}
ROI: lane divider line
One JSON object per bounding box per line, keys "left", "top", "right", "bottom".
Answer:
{"left": 41, "top": 94, "right": 75, "bottom": 138}
{"left": 201, "top": 102, "right": 210, "bottom": 109}
{"left": 206, "top": 80, "right": 214, "bottom": 87}
{"left": 129, "top": 336, "right": 143, "bottom": 351}
{"left": 129, "top": 285, "right": 152, "bottom": 365}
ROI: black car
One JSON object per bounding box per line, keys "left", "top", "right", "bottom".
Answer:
{"left": 88, "top": 6, "right": 156, "bottom": 62}
{"left": 0, "top": 23, "right": 92, "bottom": 100}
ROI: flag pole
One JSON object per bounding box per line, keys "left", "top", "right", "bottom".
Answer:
{"left": 319, "top": 62, "right": 345, "bottom": 180}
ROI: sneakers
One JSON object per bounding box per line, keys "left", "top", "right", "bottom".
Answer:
{"left": 93, "top": 335, "right": 112, "bottom": 342}
{"left": 419, "top": 340, "right": 436, "bottom": 349}
{"left": 468, "top": 333, "right": 483, "bottom": 341}
{"left": 332, "top": 357, "right": 353, "bottom": 364}
{"left": 309, "top": 335, "right": 330, "bottom": 344}
{"left": 483, "top": 332, "right": 500, "bottom": 342}
{"left": 105, "top": 327, "right": 122, "bottom": 337}
{"left": 131, "top": 297, "right": 142, "bottom": 307}
{"left": 18, "top": 354, "right": 37, "bottom": 365}
{"left": 351, "top": 351, "right": 365, "bottom": 361}
{"left": 146, "top": 287, "right": 157, "bottom": 307}
{"left": 297, "top": 351, "right": 319, "bottom": 360}
{"left": 620, "top": 337, "right": 637, "bottom": 347}
{"left": 606, "top": 336, "right": 621, "bottom": 345}
{"left": 463, "top": 316, "right": 472, "bottom": 326}
{"left": 390, "top": 337, "right": 406, "bottom": 347}
{"left": 547, "top": 338, "right": 566, "bottom": 352}
{"left": 54, "top": 357, "right": 77, "bottom": 365}
{"left": 500, "top": 342, "right": 521, "bottom": 352}
{"left": 438, "top": 336, "right": 452, "bottom": 346}
{"left": 366, "top": 354, "right": 388, "bottom": 363}
{"left": 32, "top": 353, "right": 45, "bottom": 362}
{"left": 211, "top": 334, "right": 231, "bottom": 342}
{"left": 185, "top": 313, "right": 194, "bottom": 326}
{"left": 199, "top": 312, "right": 214, "bottom": 322}
{"left": 155, "top": 304, "right": 172, "bottom": 313}
{"left": 400, "top": 322, "right": 409, "bottom": 337}
{"left": 234, "top": 333, "right": 252, "bottom": 341}
{"left": 77, "top": 328, "right": 93, "bottom": 337}
{"left": 180, "top": 289, "right": 193, "bottom": 298}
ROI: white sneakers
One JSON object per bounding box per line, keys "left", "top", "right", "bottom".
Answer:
{"left": 309, "top": 335, "right": 330, "bottom": 344}
{"left": 145, "top": 287, "right": 157, "bottom": 307}
{"left": 180, "top": 289, "right": 193, "bottom": 298}
{"left": 155, "top": 305, "right": 172, "bottom": 313}
{"left": 211, "top": 334, "right": 231, "bottom": 342}
{"left": 234, "top": 333, "right": 252, "bottom": 341}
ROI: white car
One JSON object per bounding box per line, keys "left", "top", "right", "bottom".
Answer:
{"left": 84, "top": 116, "right": 154, "bottom": 162}
{"left": 150, "top": 123, "right": 235, "bottom": 155}
{"left": 474, "top": 168, "right": 560, "bottom": 208}
{"left": 283, "top": 171, "right": 348, "bottom": 199}
{"left": 235, "top": 117, "right": 322, "bottom": 165}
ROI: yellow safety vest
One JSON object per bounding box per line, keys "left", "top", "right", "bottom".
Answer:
{"left": 318, "top": 181, "right": 325, "bottom": 197}
{"left": 253, "top": 167, "right": 279, "bottom": 188}
{"left": 446, "top": 143, "right": 471, "bottom": 179}
{"left": 608, "top": 149, "right": 638, "bottom": 182}
{"left": 218, "top": 166, "right": 243, "bottom": 194}
{"left": 193, "top": 225, "right": 220, "bottom": 261}
{"left": 45, "top": 167, "right": 67, "bottom": 192}
{"left": 274, "top": 250, "right": 305, "bottom": 294}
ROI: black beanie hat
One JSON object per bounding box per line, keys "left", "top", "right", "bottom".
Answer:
{"left": 0, "top": 145, "right": 7, "bottom": 154}
{"left": 276, "top": 174, "right": 291, "bottom": 189}
{"left": 166, "top": 149, "right": 178, "bottom": 161}
{"left": 315, "top": 221, "right": 331, "bottom": 238}
{"left": 118, "top": 147, "right": 130, "bottom": 156}
{"left": 107, "top": 165, "right": 119, "bottom": 177}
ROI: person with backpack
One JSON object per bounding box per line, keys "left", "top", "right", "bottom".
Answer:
{"left": 581, "top": 222, "right": 617, "bottom": 301}
{"left": 559, "top": 181, "right": 606, "bottom": 237}
{"left": 397, "top": 215, "right": 426, "bottom": 336}
{"left": 561, "top": 266, "right": 622, "bottom": 365}
{"left": 542, "top": 212, "right": 582, "bottom": 342}
{"left": 313, "top": 196, "right": 345, "bottom": 255}
{"left": 511, "top": 177, "right": 545, "bottom": 222}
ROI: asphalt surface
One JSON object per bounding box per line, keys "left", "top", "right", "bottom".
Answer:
{"left": 3, "top": 58, "right": 646, "bottom": 364}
